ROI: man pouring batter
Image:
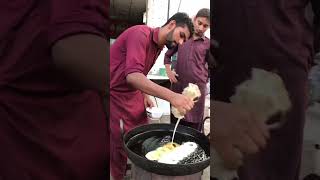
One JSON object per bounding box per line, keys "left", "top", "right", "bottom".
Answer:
{"left": 110, "top": 12, "right": 195, "bottom": 180}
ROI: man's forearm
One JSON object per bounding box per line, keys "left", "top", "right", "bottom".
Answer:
{"left": 165, "top": 64, "right": 172, "bottom": 73}
{"left": 126, "top": 72, "right": 175, "bottom": 102}
{"left": 52, "top": 34, "right": 108, "bottom": 94}
{"left": 164, "top": 46, "right": 178, "bottom": 64}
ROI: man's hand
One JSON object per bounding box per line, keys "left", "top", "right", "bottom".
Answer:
{"left": 166, "top": 69, "right": 178, "bottom": 83}
{"left": 165, "top": 64, "right": 178, "bottom": 83}
{"left": 126, "top": 72, "right": 192, "bottom": 111}
{"left": 212, "top": 101, "right": 270, "bottom": 169}
{"left": 144, "top": 94, "right": 155, "bottom": 108}
{"left": 169, "top": 93, "right": 194, "bottom": 116}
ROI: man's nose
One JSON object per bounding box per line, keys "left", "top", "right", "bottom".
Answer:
{"left": 178, "top": 39, "right": 184, "bottom": 45}
{"left": 199, "top": 25, "right": 204, "bottom": 32}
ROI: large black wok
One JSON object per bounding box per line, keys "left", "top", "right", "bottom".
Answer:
{"left": 123, "top": 123, "right": 210, "bottom": 176}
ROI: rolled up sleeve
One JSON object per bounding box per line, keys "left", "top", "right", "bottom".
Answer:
{"left": 124, "top": 29, "right": 148, "bottom": 76}
{"left": 164, "top": 46, "right": 178, "bottom": 65}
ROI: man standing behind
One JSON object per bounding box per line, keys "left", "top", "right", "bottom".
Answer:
{"left": 164, "top": 8, "right": 210, "bottom": 131}
{"left": 110, "top": 12, "right": 195, "bottom": 180}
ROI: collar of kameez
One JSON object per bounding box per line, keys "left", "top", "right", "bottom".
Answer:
{"left": 152, "top": 27, "right": 163, "bottom": 50}
{"left": 193, "top": 35, "right": 206, "bottom": 41}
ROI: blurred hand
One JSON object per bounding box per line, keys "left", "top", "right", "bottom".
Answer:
{"left": 166, "top": 69, "right": 178, "bottom": 83}
{"left": 144, "top": 94, "right": 154, "bottom": 108}
{"left": 170, "top": 93, "right": 194, "bottom": 116}
{"left": 211, "top": 101, "right": 270, "bottom": 169}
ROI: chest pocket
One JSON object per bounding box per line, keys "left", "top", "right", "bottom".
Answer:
{"left": 194, "top": 41, "right": 209, "bottom": 65}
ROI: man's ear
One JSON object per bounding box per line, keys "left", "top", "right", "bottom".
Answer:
{"left": 168, "top": 20, "right": 176, "bottom": 30}
{"left": 193, "top": 16, "right": 196, "bottom": 23}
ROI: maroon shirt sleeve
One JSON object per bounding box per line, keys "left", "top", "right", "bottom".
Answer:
{"left": 48, "top": 0, "right": 108, "bottom": 47}
{"left": 124, "top": 29, "right": 149, "bottom": 76}
{"left": 164, "top": 46, "right": 178, "bottom": 65}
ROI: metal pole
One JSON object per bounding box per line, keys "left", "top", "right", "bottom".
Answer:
{"left": 177, "top": 0, "right": 182, "bottom": 12}
{"left": 167, "top": 0, "right": 170, "bottom": 20}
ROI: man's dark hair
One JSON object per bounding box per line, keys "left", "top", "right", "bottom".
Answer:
{"left": 195, "top": 8, "right": 210, "bottom": 20}
{"left": 162, "top": 12, "right": 194, "bottom": 38}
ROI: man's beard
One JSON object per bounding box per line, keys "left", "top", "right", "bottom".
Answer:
{"left": 194, "top": 30, "right": 203, "bottom": 37}
{"left": 165, "top": 29, "right": 177, "bottom": 49}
